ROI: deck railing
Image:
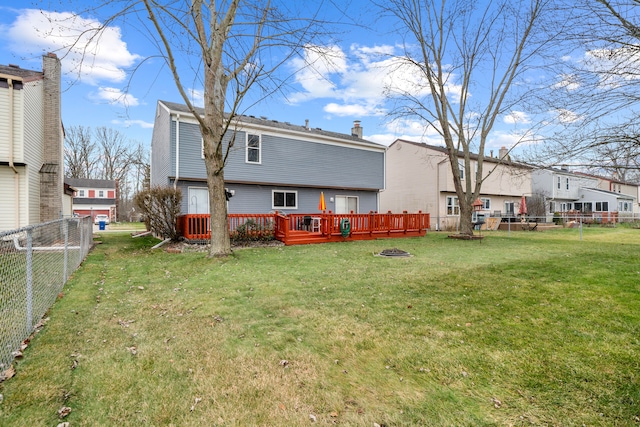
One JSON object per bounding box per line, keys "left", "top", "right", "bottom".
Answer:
{"left": 177, "top": 211, "right": 430, "bottom": 244}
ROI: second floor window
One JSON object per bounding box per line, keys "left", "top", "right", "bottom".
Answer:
{"left": 481, "top": 198, "right": 491, "bottom": 209}
{"left": 98, "top": 190, "right": 104, "bottom": 198}
{"left": 246, "top": 134, "right": 261, "bottom": 164}
{"left": 78, "top": 190, "right": 85, "bottom": 197}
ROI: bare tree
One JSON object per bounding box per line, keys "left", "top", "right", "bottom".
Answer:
{"left": 136, "top": 0, "right": 332, "bottom": 256}
{"left": 537, "top": 0, "right": 640, "bottom": 177}
{"left": 378, "top": 0, "right": 553, "bottom": 236}
{"left": 95, "top": 127, "right": 131, "bottom": 182}
{"left": 64, "top": 125, "right": 97, "bottom": 178}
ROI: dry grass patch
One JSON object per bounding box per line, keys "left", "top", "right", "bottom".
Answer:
{"left": 0, "top": 228, "right": 639, "bottom": 426}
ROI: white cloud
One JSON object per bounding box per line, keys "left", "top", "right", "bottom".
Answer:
{"left": 503, "top": 111, "right": 531, "bottom": 125}
{"left": 323, "top": 102, "right": 384, "bottom": 117}
{"left": 552, "top": 108, "right": 581, "bottom": 124}
{"left": 94, "top": 87, "right": 139, "bottom": 107}
{"left": 111, "top": 119, "right": 154, "bottom": 129}
{"left": 6, "top": 9, "right": 140, "bottom": 85}
{"left": 553, "top": 74, "right": 580, "bottom": 91}
{"left": 189, "top": 89, "right": 204, "bottom": 108}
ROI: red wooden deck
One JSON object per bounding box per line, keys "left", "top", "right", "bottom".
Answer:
{"left": 177, "top": 211, "right": 430, "bottom": 245}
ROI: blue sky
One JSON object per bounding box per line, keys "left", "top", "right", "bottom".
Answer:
{"left": 0, "top": 1, "right": 555, "bottom": 153}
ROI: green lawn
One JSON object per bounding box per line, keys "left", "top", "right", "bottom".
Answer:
{"left": 1, "top": 228, "right": 638, "bottom": 426}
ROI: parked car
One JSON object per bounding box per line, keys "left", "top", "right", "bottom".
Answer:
{"left": 94, "top": 214, "right": 110, "bottom": 225}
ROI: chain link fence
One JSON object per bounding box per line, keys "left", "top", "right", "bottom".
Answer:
{"left": 0, "top": 217, "right": 93, "bottom": 371}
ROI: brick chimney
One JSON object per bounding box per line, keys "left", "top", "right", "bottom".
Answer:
{"left": 351, "top": 120, "right": 362, "bottom": 138}
{"left": 498, "top": 146, "right": 510, "bottom": 161}
{"left": 39, "top": 52, "right": 64, "bottom": 221}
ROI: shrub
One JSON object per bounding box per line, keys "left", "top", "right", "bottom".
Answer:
{"left": 134, "top": 187, "right": 182, "bottom": 240}
{"left": 230, "top": 219, "right": 274, "bottom": 242}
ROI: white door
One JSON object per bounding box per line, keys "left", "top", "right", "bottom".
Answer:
{"left": 188, "top": 187, "right": 209, "bottom": 214}
{"left": 335, "top": 196, "right": 358, "bottom": 214}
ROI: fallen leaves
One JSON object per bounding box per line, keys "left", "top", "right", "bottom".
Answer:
{"left": 58, "top": 406, "right": 72, "bottom": 418}
{"left": 190, "top": 397, "right": 202, "bottom": 412}
{"left": 492, "top": 397, "right": 502, "bottom": 409}
{"left": 0, "top": 365, "right": 16, "bottom": 383}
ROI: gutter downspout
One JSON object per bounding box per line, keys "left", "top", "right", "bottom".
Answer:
{"left": 173, "top": 114, "right": 180, "bottom": 190}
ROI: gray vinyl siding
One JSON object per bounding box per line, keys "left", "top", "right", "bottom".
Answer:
{"left": 172, "top": 121, "right": 384, "bottom": 190}
{"left": 175, "top": 180, "right": 378, "bottom": 215}
{"left": 150, "top": 104, "right": 173, "bottom": 187}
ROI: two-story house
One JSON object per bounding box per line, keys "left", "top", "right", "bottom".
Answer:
{"left": 380, "top": 140, "right": 532, "bottom": 230}
{"left": 65, "top": 178, "right": 118, "bottom": 222}
{"left": 576, "top": 172, "right": 639, "bottom": 218}
{"left": 0, "top": 53, "right": 64, "bottom": 231}
{"left": 532, "top": 168, "right": 635, "bottom": 218}
{"left": 150, "top": 101, "right": 386, "bottom": 216}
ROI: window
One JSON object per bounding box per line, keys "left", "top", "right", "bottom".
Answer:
{"left": 458, "top": 160, "right": 465, "bottom": 179}
{"left": 481, "top": 198, "right": 491, "bottom": 210}
{"left": 565, "top": 178, "right": 569, "bottom": 190}
{"left": 446, "top": 196, "right": 459, "bottom": 215}
{"left": 574, "top": 202, "right": 582, "bottom": 211}
{"left": 273, "top": 190, "right": 297, "bottom": 209}
{"left": 78, "top": 190, "right": 85, "bottom": 197}
{"left": 504, "top": 201, "right": 515, "bottom": 215}
{"left": 549, "top": 201, "right": 555, "bottom": 213}
{"left": 98, "top": 190, "right": 104, "bottom": 198}
{"left": 335, "top": 195, "right": 358, "bottom": 214}
{"left": 619, "top": 201, "right": 631, "bottom": 212}
{"left": 557, "top": 176, "right": 561, "bottom": 190}
{"left": 595, "top": 201, "right": 608, "bottom": 211}
{"left": 246, "top": 134, "right": 261, "bottom": 163}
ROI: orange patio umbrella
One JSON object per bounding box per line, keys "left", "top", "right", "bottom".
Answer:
{"left": 318, "top": 192, "right": 326, "bottom": 211}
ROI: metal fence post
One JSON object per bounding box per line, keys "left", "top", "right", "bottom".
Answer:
{"left": 580, "top": 216, "right": 583, "bottom": 241}
{"left": 26, "top": 228, "right": 33, "bottom": 333}
{"left": 63, "top": 219, "right": 69, "bottom": 282}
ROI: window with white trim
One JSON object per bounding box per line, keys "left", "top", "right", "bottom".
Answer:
{"left": 595, "top": 201, "right": 608, "bottom": 211}
{"left": 480, "top": 198, "right": 491, "bottom": 210}
{"left": 505, "top": 201, "right": 515, "bottom": 215}
{"left": 78, "top": 190, "right": 85, "bottom": 197}
{"left": 98, "top": 190, "right": 104, "bottom": 198}
{"left": 246, "top": 134, "right": 261, "bottom": 164}
{"left": 557, "top": 176, "right": 561, "bottom": 190}
{"left": 565, "top": 178, "right": 569, "bottom": 190}
{"left": 335, "top": 195, "right": 358, "bottom": 214}
{"left": 273, "top": 190, "right": 297, "bottom": 209}
{"left": 446, "top": 196, "right": 459, "bottom": 215}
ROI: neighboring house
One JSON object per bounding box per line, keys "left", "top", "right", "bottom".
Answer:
{"left": 150, "top": 100, "right": 386, "bottom": 215}
{"left": 380, "top": 140, "right": 532, "bottom": 230}
{"left": 0, "top": 53, "right": 64, "bottom": 232}
{"left": 532, "top": 168, "right": 636, "bottom": 218}
{"left": 65, "top": 178, "right": 117, "bottom": 222}
{"left": 576, "top": 171, "right": 640, "bottom": 217}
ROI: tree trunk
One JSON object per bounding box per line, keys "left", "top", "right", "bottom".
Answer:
{"left": 206, "top": 163, "right": 231, "bottom": 257}
{"left": 458, "top": 201, "right": 475, "bottom": 236}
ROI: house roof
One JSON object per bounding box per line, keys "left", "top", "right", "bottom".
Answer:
{"left": 65, "top": 178, "right": 116, "bottom": 188}
{"left": 581, "top": 187, "right": 636, "bottom": 200}
{"left": 574, "top": 171, "right": 639, "bottom": 186}
{"left": 390, "top": 138, "right": 533, "bottom": 169}
{"left": 0, "top": 64, "right": 43, "bottom": 81}
{"left": 158, "top": 100, "right": 385, "bottom": 150}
